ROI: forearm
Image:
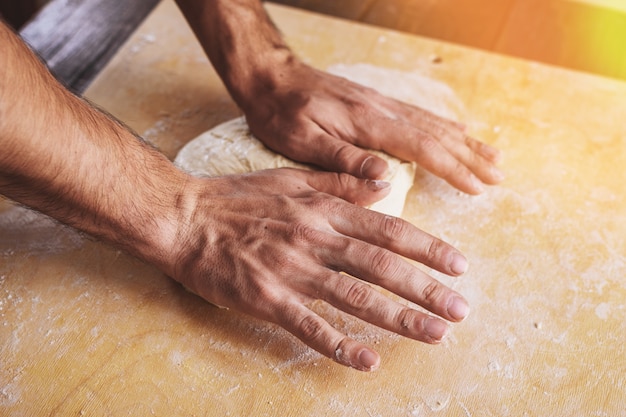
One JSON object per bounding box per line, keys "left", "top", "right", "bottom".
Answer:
{"left": 175, "top": 0, "right": 294, "bottom": 112}
{"left": 0, "top": 22, "right": 190, "bottom": 271}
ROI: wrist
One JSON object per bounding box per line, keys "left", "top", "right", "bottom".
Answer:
{"left": 116, "top": 161, "right": 197, "bottom": 277}
{"left": 176, "top": 0, "right": 296, "bottom": 112}
{"left": 226, "top": 48, "right": 299, "bottom": 114}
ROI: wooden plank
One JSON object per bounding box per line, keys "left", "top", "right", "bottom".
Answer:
{"left": 20, "top": 0, "right": 160, "bottom": 93}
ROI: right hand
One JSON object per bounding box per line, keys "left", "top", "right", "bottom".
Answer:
{"left": 169, "top": 168, "right": 470, "bottom": 371}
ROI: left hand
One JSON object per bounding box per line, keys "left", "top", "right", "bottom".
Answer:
{"left": 168, "top": 168, "right": 470, "bottom": 371}
{"left": 241, "top": 60, "right": 503, "bottom": 194}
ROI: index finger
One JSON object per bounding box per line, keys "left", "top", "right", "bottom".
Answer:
{"left": 328, "top": 206, "right": 468, "bottom": 277}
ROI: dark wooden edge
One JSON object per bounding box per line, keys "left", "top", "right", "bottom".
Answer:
{"left": 20, "top": 0, "right": 162, "bottom": 94}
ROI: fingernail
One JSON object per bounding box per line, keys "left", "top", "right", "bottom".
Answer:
{"left": 447, "top": 296, "right": 470, "bottom": 321}
{"left": 450, "top": 253, "right": 468, "bottom": 275}
{"left": 424, "top": 317, "right": 449, "bottom": 341}
{"left": 488, "top": 147, "right": 504, "bottom": 163}
{"left": 360, "top": 156, "right": 388, "bottom": 179}
{"left": 358, "top": 348, "right": 380, "bottom": 371}
{"left": 366, "top": 179, "right": 391, "bottom": 191}
{"left": 491, "top": 166, "right": 506, "bottom": 182}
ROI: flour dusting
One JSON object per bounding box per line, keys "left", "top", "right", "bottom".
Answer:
{"left": 327, "top": 63, "right": 464, "bottom": 120}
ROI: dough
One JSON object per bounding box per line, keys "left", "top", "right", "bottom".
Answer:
{"left": 174, "top": 117, "right": 416, "bottom": 217}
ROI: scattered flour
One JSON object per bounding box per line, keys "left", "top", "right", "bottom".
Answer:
{"left": 595, "top": 303, "right": 610, "bottom": 320}
{"left": 326, "top": 63, "right": 464, "bottom": 121}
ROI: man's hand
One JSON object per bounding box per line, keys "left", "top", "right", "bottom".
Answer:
{"left": 242, "top": 60, "right": 504, "bottom": 194}
{"left": 176, "top": 0, "right": 504, "bottom": 195}
{"left": 172, "top": 168, "right": 470, "bottom": 371}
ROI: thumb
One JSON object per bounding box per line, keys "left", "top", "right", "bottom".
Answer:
{"left": 303, "top": 132, "right": 390, "bottom": 180}
{"left": 299, "top": 170, "right": 392, "bottom": 207}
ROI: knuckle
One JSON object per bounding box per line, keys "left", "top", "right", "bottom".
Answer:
{"left": 332, "top": 143, "right": 352, "bottom": 162}
{"left": 417, "top": 134, "right": 439, "bottom": 154}
{"left": 297, "top": 314, "right": 326, "bottom": 343}
{"left": 334, "top": 337, "right": 352, "bottom": 364}
{"left": 421, "top": 280, "right": 444, "bottom": 305}
{"left": 344, "top": 281, "right": 373, "bottom": 310}
{"left": 332, "top": 143, "right": 360, "bottom": 167}
{"left": 370, "top": 248, "right": 397, "bottom": 278}
{"left": 464, "top": 134, "right": 476, "bottom": 149}
{"left": 342, "top": 96, "right": 371, "bottom": 117}
{"left": 395, "top": 307, "right": 415, "bottom": 332}
{"left": 290, "top": 222, "right": 320, "bottom": 244}
{"left": 425, "top": 238, "right": 456, "bottom": 268}
{"left": 445, "top": 160, "right": 468, "bottom": 181}
{"left": 381, "top": 215, "right": 408, "bottom": 242}
{"left": 426, "top": 238, "right": 446, "bottom": 260}
{"left": 305, "top": 190, "right": 336, "bottom": 211}
{"left": 425, "top": 122, "right": 448, "bottom": 140}
{"left": 335, "top": 172, "right": 356, "bottom": 189}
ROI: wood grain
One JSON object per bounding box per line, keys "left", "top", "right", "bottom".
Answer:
{"left": 3, "top": 2, "right": 626, "bottom": 415}
{"left": 20, "top": 0, "right": 159, "bottom": 93}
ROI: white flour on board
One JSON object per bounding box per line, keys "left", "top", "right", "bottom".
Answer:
{"left": 326, "top": 63, "right": 465, "bottom": 121}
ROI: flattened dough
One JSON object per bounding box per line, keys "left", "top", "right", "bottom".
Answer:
{"left": 175, "top": 117, "right": 416, "bottom": 217}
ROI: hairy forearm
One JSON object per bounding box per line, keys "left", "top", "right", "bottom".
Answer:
{"left": 0, "top": 22, "right": 190, "bottom": 271}
{"left": 175, "top": 0, "right": 294, "bottom": 111}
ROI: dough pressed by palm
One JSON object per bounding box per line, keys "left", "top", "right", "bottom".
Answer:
{"left": 174, "top": 117, "right": 415, "bottom": 217}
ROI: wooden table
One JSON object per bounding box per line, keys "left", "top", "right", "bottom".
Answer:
{"left": 3, "top": 1, "right": 626, "bottom": 415}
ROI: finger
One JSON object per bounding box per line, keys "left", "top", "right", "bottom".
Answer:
{"left": 281, "top": 168, "right": 392, "bottom": 207}
{"left": 389, "top": 99, "right": 467, "bottom": 138}
{"left": 321, "top": 238, "right": 469, "bottom": 323}
{"left": 380, "top": 101, "right": 504, "bottom": 186}
{"left": 366, "top": 118, "right": 485, "bottom": 194}
{"left": 328, "top": 207, "right": 468, "bottom": 277}
{"left": 464, "top": 135, "right": 503, "bottom": 163}
{"left": 437, "top": 134, "right": 505, "bottom": 185}
{"left": 277, "top": 301, "right": 381, "bottom": 371}
{"left": 317, "top": 271, "right": 452, "bottom": 341}
{"left": 304, "top": 131, "right": 390, "bottom": 180}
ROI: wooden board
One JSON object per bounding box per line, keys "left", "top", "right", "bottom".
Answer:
{"left": 20, "top": 0, "right": 160, "bottom": 94}
{"left": 2, "top": 1, "right": 626, "bottom": 415}
{"left": 272, "top": 0, "right": 626, "bottom": 81}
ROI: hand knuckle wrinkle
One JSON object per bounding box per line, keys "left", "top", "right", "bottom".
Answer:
{"left": 290, "top": 223, "right": 317, "bottom": 244}
{"left": 382, "top": 215, "right": 407, "bottom": 241}
{"left": 421, "top": 281, "right": 442, "bottom": 305}
{"left": 417, "top": 134, "right": 439, "bottom": 154}
{"left": 426, "top": 238, "right": 444, "bottom": 260}
{"left": 370, "top": 249, "right": 396, "bottom": 277}
{"left": 395, "top": 307, "right": 414, "bottom": 330}
{"left": 298, "top": 314, "right": 326, "bottom": 342}
{"left": 332, "top": 143, "right": 359, "bottom": 167}
{"left": 344, "top": 281, "right": 373, "bottom": 310}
